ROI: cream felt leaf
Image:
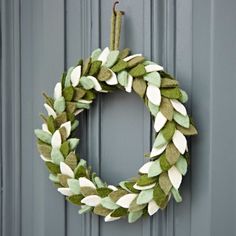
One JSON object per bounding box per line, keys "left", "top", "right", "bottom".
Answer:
{"left": 125, "top": 74, "right": 133, "bottom": 93}
{"left": 58, "top": 187, "right": 73, "bottom": 196}
{"left": 70, "top": 65, "right": 81, "bottom": 87}
{"left": 145, "top": 64, "right": 164, "bottom": 73}
{"left": 150, "top": 144, "right": 167, "bottom": 158}
{"left": 172, "top": 130, "right": 187, "bottom": 154}
{"left": 104, "top": 213, "right": 120, "bottom": 222}
{"left": 60, "top": 162, "right": 74, "bottom": 178}
{"left": 54, "top": 82, "right": 62, "bottom": 99}
{"left": 60, "top": 121, "right": 71, "bottom": 138}
{"left": 81, "top": 195, "right": 101, "bottom": 207}
{"left": 137, "top": 189, "right": 153, "bottom": 204}
{"left": 148, "top": 200, "right": 160, "bottom": 216}
{"left": 168, "top": 166, "right": 182, "bottom": 189}
{"left": 79, "top": 177, "right": 96, "bottom": 189}
{"left": 108, "top": 185, "right": 118, "bottom": 191}
{"left": 77, "top": 99, "right": 92, "bottom": 104}
{"left": 116, "top": 194, "right": 137, "bottom": 208}
{"left": 133, "top": 183, "right": 156, "bottom": 190}
{"left": 51, "top": 130, "right": 62, "bottom": 148}
{"left": 123, "top": 53, "right": 142, "bottom": 61}
{"left": 146, "top": 84, "right": 161, "bottom": 105}
{"left": 44, "top": 103, "right": 57, "bottom": 118}
{"left": 97, "top": 47, "right": 110, "bottom": 65}
{"left": 67, "top": 179, "right": 80, "bottom": 194}
{"left": 106, "top": 69, "right": 118, "bottom": 85}
{"left": 170, "top": 99, "right": 187, "bottom": 116}
{"left": 139, "top": 161, "right": 154, "bottom": 174}
{"left": 87, "top": 76, "right": 102, "bottom": 91}
{"left": 154, "top": 112, "right": 167, "bottom": 132}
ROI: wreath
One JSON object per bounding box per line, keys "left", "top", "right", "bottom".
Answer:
{"left": 34, "top": 3, "right": 197, "bottom": 223}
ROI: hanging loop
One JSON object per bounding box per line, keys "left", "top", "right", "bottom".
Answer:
{"left": 113, "top": 0, "right": 125, "bottom": 15}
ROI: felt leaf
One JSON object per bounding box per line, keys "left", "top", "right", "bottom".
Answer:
{"left": 43, "top": 93, "right": 54, "bottom": 107}
{"left": 160, "top": 78, "right": 179, "bottom": 88}
{"left": 129, "top": 64, "right": 146, "bottom": 77}
{"left": 171, "top": 188, "right": 182, "bottom": 203}
{"left": 106, "top": 70, "right": 118, "bottom": 85}
{"left": 144, "top": 72, "right": 161, "bottom": 87}
{"left": 176, "top": 124, "right": 198, "bottom": 136}
{"left": 79, "top": 177, "right": 96, "bottom": 189}
{"left": 45, "top": 161, "right": 60, "bottom": 175}
{"left": 160, "top": 154, "right": 171, "bottom": 171}
{"left": 57, "top": 187, "right": 73, "bottom": 196}
{"left": 97, "top": 47, "right": 110, "bottom": 65}
{"left": 137, "top": 189, "right": 153, "bottom": 204}
{"left": 132, "top": 77, "right": 147, "bottom": 97}
{"left": 179, "top": 89, "right": 188, "bottom": 103}
{"left": 54, "top": 82, "right": 62, "bottom": 99}
{"left": 67, "top": 179, "right": 80, "bottom": 194}
{"left": 94, "top": 176, "right": 106, "bottom": 188}
{"left": 97, "top": 187, "right": 112, "bottom": 198}
{"left": 153, "top": 132, "right": 167, "bottom": 148}
{"left": 104, "top": 50, "right": 119, "bottom": 68}
{"left": 91, "top": 48, "right": 102, "bottom": 62}
{"left": 136, "top": 175, "right": 157, "bottom": 186}
{"left": 128, "top": 210, "right": 143, "bottom": 223}
{"left": 64, "top": 67, "right": 73, "bottom": 87}
{"left": 170, "top": 99, "right": 187, "bottom": 116}
{"left": 148, "top": 200, "right": 160, "bottom": 216}
{"left": 104, "top": 213, "right": 120, "bottom": 222}
{"left": 60, "top": 121, "right": 71, "bottom": 138}
{"left": 160, "top": 97, "right": 174, "bottom": 121}
{"left": 110, "top": 207, "right": 128, "bottom": 217}
{"left": 94, "top": 204, "right": 112, "bottom": 216}
{"left": 173, "top": 112, "right": 190, "bottom": 128}
{"left": 175, "top": 155, "right": 188, "bottom": 175}
{"left": 42, "top": 125, "right": 50, "bottom": 134}
{"left": 75, "top": 165, "right": 87, "bottom": 178}
{"left": 66, "top": 102, "right": 76, "bottom": 113}
{"left": 172, "top": 130, "right": 187, "bottom": 154}
{"left": 83, "top": 90, "right": 96, "bottom": 100}
{"left": 165, "top": 143, "right": 180, "bottom": 165}
{"left": 51, "top": 130, "right": 61, "bottom": 148}
{"left": 129, "top": 198, "right": 146, "bottom": 212}
{"left": 70, "top": 65, "right": 81, "bottom": 87}
{"left": 54, "top": 112, "right": 67, "bottom": 127}
{"left": 78, "top": 205, "right": 92, "bottom": 214}
{"left": 159, "top": 172, "right": 172, "bottom": 195}
{"left": 88, "top": 60, "right": 102, "bottom": 76}
{"left": 168, "top": 166, "right": 182, "bottom": 189}
{"left": 109, "top": 190, "right": 127, "bottom": 203}
{"left": 154, "top": 112, "right": 167, "bottom": 132}
{"left": 116, "top": 194, "right": 137, "bottom": 208}
{"left": 58, "top": 174, "right": 69, "bottom": 187}
{"left": 51, "top": 148, "right": 64, "bottom": 165}
{"left": 161, "top": 121, "right": 176, "bottom": 141}
{"left": 63, "top": 86, "right": 74, "bottom": 101}
{"left": 123, "top": 54, "right": 142, "bottom": 61}
{"left": 60, "top": 162, "right": 74, "bottom": 178}
{"left": 47, "top": 116, "right": 56, "bottom": 133}
{"left": 49, "top": 173, "right": 59, "bottom": 183}
{"left": 68, "top": 138, "right": 80, "bottom": 150}
{"left": 125, "top": 74, "right": 133, "bottom": 93}
{"left": 124, "top": 182, "right": 139, "bottom": 193}
{"left": 146, "top": 84, "right": 161, "bottom": 105}
{"left": 34, "top": 129, "right": 52, "bottom": 144}
{"left": 65, "top": 152, "right": 77, "bottom": 170}
{"left": 76, "top": 102, "right": 90, "bottom": 109}
{"left": 133, "top": 183, "right": 156, "bottom": 191}
{"left": 118, "top": 48, "right": 131, "bottom": 59}
{"left": 81, "top": 195, "right": 101, "bottom": 207}
{"left": 111, "top": 59, "right": 128, "bottom": 73}
{"left": 153, "top": 185, "right": 168, "bottom": 209}
{"left": 145, "top": 64, "right": 164, "bottom": 72}
{"left": 139, "top": 161, "right": 154, "bottom": 174}
{"left": 88, "top": 76, "right": 102, "bottom": 91}
{"left": 127, "top": 56, "right": 145, "bottom": 68}
{"left": 161, "top": 87, "right": 181, "bottom": 99}
{"left": 100, "top": 197, "right": 119, "bottom": 210}
{"left": 150, "top": 144, "right": 167, "bottom": 158}
{"left": 97, "top": 66, "right": 112, "bottom": 81}
{"left": 73, "top": 87, "right": 86, "bottom": 100}
{"left": 148, "top": 159, "right": 162, "bottom": 177}
{"left": 117, "top": 70, "right": 128, "bottom": 86}
{"left": 44, "top": 103, "right": 57, "bottom": 118}
{"left": 37, "top": 142, "right": 52, "bottom": 158}
{"left": 79, "top": 76, "right": 94, "bottom": 90}
{"left": 59, "top": 127, "right": 67, "bottom": 142}
{"left": 80, "top": 187, "right": 98, "bottom": 196}
{"left": 67, "top": 194, "right": 84, "bottom": 205}
{"left": 148, "top": 101, "right": 159, "bottom": 116}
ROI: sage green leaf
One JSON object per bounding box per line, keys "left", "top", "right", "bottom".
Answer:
{"left": 165, "top": 143, "right": 180, "bottom": 165}
{"left": 128, "top": 210, "right": 143, "bottom": 223}
{"left": 51, "top": 148, "right": 64, "bottom": 165}
{"left": 100, "top": 197, "right": 119, "bottom": 210}
{"left": 34, "top": 129, "right": 52, "bottom": 144}
{"left": 111, "top": 59, "right": 128, "bottom": 73}
{"left": 68, "top": 138, "right": 80, "bottom": 150}
{"left": 160, "top": 154, "right": 171, "bottom": 171}
{"left": 109, "top": 190, "right": 127, "bottom": 202}
{"left": 153, "top": 185, "right": 168, "bottom": 209}
{"left": 97, "top": 187, "right": 113, "bottom": 197}
{"left": 105, "top": 50, "right": 119, "bottom": 68}
{"left": 45, "top": 161, "right": 60, "bottom": 175}
{"left": 173, "top": 112, "right": 190, "bottom": 128}
{"left": 78, "top": 205, "right": 92, "bottom": 214}
{"left": 68, "top": 179, "right": 80, "bottom": 194}
{"left": 127, "top": 56, "right": 145, "bottom": 68}
{"left": 82, "top": 57, "right": 91, "bottom": 75}
{"left": 97, "top": 66, "right": 112, "bottom": 81}
{"left": 137, "top": 189, "right": 153, "bottom": 204}
{"left": 94, "top": 204, "right": 112, "bottom": 216}
{"left": 76, "top": 102, "right": 90, "bottom": 109}
{"left": 117, "top": 70, "right": 128, "bottom": 86}
{"left": 91, "top": 48, "right": 102, "bottom": 62}
{"left": 47, "top": 116, "right": 56, "bottom": 133}
{"left": 160, "top": 98, "right": 174, "bottom": 121}
{"left": 94, "top": 176, "right": 106, "bottom": 188}
{"left": 71, "top": 120, "right": 79, "bottom": 132}
{"left": 176, "top": 124, "right": 198, "bottom": 136}
{"left": 79, "top": 76, "right": 94, "bottom": 90}
{"left": 49, "top": 174, "right": 59, "bottom": 183}
{"left": 54, "top": 96, "right": 65, "bottom": 113}
{"left": 179, "top": 89, "right": 188, "bottom": 103}
{"left": 148, "top": 159, "right": 162, "bottom": 177}
{"left": 88, "top": 60, "right": 102, "bottom": 76}
{"left": 110, "top": 207, "right": 128, "bottom": 217}
{"left": 58, "top": 174, "right": 69, "bottom": 187}
{"left": 37, "top": 143, "right": 52, "bottom": 158}
{"left": 65, "top": 152, "right": 77, "bottom": 170}
{"left": 161, "top": 121, "right": 175, "bottom": 141}
{"left": 118, "top": 48, "right": 130, "bottom": 59}
{"left": 132, "top": 77, "right": 147, "bottom": 98}
{"left": 64, "top": 67, "right": 73, "bottom": 87}
{"left": 124, "top": 182, "right": 139, "bottom": 193}
{"left": 136, "top": 175, "right": 157, "bottom": 186}
{"left": 159, "top": 172, "right": 172, "bottom": 195}
{"left": 60, "top": 141, "right": 70, "bottom": 157}
{"left": 75, "top": 165, "right": 87, "bottom": 178}
{"left": 153, "top": 132, "right": 167, "bottom": 148}
{"left": 80, "top": 187, "right": 97, "bottom": 196}
{"left": 171, "top": 188, "right": 182, "bottom": 202}
{"left": 73, "top": 87, "right": 86, "bottom": 100}
{"left": 175, "top": 155, "right": 188, "bottom": 175}
{"left": 160, "top": 78, "right": 179, "bottom": 88}
{"left": 161, "top": 87, "right": 181, "bottom": 99}
{"left": 148, "top": 100, "right": 159, "bottom": 116}
{"left": 144, "top": 72, "right": 161, "bottom": 87}
{"left": 63, "top": 86, "right": 74, "bottom": 101}
{"left": 129, "top": 64, "right": 146, "bottom": 77}
{"left": 67, "top": 194, "right": 84, "bottom": 205}
{"left": 129, "top": 198, "right": 146, "bottom": 212}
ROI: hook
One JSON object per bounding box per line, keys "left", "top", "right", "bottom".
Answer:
{"left": 113, "top": 0, "right": 125, "bottom": 15}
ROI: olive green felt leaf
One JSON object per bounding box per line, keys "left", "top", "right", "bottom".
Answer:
{"left": 176, "top": 124, "right": 198, "bottom": 136}
{"left": 34, "top": 129, "right": 52, "bottom": 144}
{"left": 91, "top": 48, "right": 102, "bottom": 62}
{"left": 67, "top": 138, "right": 80, "bottom": 150}
{"left": 83, "top": 90, "right": 96, "bottom": 100}
{"left": 159, "top": 172, "right": 172, "bottom": 195}
{"left": 45, "top": 162, "right": 60, "bottom": 175}
{"left": 97, "top": 187, "right": 113, "bottom": 197}
{"left": 175, "top": 155, "right": 188, "bottom": 175}
{"left": 173, "top": 112, "right": 190, "bottom": 128}
{"left": 179, "top": 89, "right": 188, "bottom": 103}
{"left": 161, "top": 87, "right": 181, "bottom": 99}
{"left": 171, "top": 188, "right": 182, "bottom": 203}
{"left": 136, "top": 175, "right": 157, "bottom": 186}
{"left": 160, "top": 98, "right": 174, "bottom": 121}
{"left": 105, "top": 50, "right": 119, "bottom": 68}
{"left": 54, "top": 112, "right": 67, "bottom": 127}
{"left": 100, "top": 197, "right": 120, "bottom": 210}
{"left": 129, "top": 198, "right": 146, "bottom": 212}
{"left": 124, "top": 182, "right": 139, "bottom": 193}
{"left": 51, "top": 148, "right": 64, "bottom": 165}
{"left": 80, "top": 187, "right": 98, "bottom": 196}
{"left": 42, "top": 93, "right": 54, "bottom": 107}
{"left": 137, "top": 189, "right": 153, "bottom": 204}
{"left": 47, "top": 116, "right": 56, "bottom": 133}
{"left": 111, "top": 59, "right": 128, "bottom": 73}
{"left": 160, "top": 78, "right": 179, "bottom": 88}
{"left": 58, "top": 174, "right": 69, "bottom": 187}
{"left": 82, "top": 57, "right": 91, "bottom": 75}
{"left": 129, "top": 64, "right": 146, "bottom": 77}
{"left": 117, "top": 71, "right": 128, "bottom": 86}
{"left": 65, "top": 152, "right": 77, "bottom": 170}
{"left": 63, "top": 86, "right": 74, "bottom": 101}
{"left": 160, "top": 154, "right": 171, "bottom": 171}
{"left": 118, "top": 48, "right": 131, "bottom": 59}
{"left": 128, "top": 210, "right": 143, "bottom": 223}
{"left": 37, "top": 143, "right": 52, "bottom": 158}
{"left": 161, "top": 121, "right": 175, "bottom": 141}
{"left": 148, "top": 159, "right": 162, "bottom": 177}
{"left": 59, "top": 127, "right": 67, "bottom": 142}
{"left": 153, "top": 185, "right": 168, "bottom": 209}
{"left": 111, "top": 207, "right": 128, "bottom": 217}
{"left": 73, "top": 87, "right": 86, "bottom": 100}
{"left": 54, "top": 96, "right": 65, "bottom": 113}
{"left": 144, "top": 72, "right": 161, "bottom": 87}
{"left": 60, "top": 72, "right": 66, "bottom": 89}
{"left": 109, "top": 190, "right": 128, "bottom": 202}
{"left": 79, "top": 76, "right": 94, "bottom": 90}
{"left": 153, "top": 132, "right": 167, "bottom": 148}
{"left": 67, "top": 179, "right": 80, "bottom": 194}
{"left": 60, "top": 141, "right": 70, "bottom": 157}
{"left": 66, "top": 102, "right": 77, "bottom": 113}
{"left": 75, "top": 165, "right": 87, "bottom": 178}
{"left": 88, "top": 60, "right": 102, "bottom": 76}
{"left": 97, "top": 66, "right": 112, "bottom": 81}
{"left": 165, "top": 143, "right": 180, "bottom": 165}
{"left": 94, "top": 204, "right": 112, "bottom": 216}
{"left": 127, "top": 56, "right": 145, "bottom": 68}
{"left": 67, "top": 194, "right": 84, "bottom": 205}
{"left": 148, "top": 101, "right": 159, "bottom": 116}
{"left": 132, "top": 77, "right": 147, "bottom": 98}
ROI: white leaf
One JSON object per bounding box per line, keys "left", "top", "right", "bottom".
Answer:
{"left": 104, "top": 213, "right": 121, "bottom": 222}
{"left": 172, "top": 130, "right": 187, "bottom": 154}
{"left": 146, "top": 84, "right": 161, "bottom": 105}
{"left": 154, "top": 111, "right": 167, "bottom": 132}
{"left": 97, "top": 47, "right": 110, "bottom": 65}
{"left": 116, "top": 194, "right": 137, "bottom": 208}
{"left": 87, "top": 76, "right": 102, "bottom": 91}
{"left": 133, "top": 183, "right": 156, "bottom": 190}
{"left": 81, "top": 195, "right": 101, "bottom": 207}
{"left": 54, "top": 82, "right": 62, "bottom": 99}
{"left": 74, "top": 109, "right": 84, "bottom": 116}
{"left": 42, "top": 123, "right": 51, "bottom": 134}
{"left": 106, "top": 70, "right": 118, "bottom": 85}
{"left": 60, "top": 162, "right": 74, "bottom": 178}
{"left": 150, "top": 144, "right": 167, "bottom": 158}
{"left": 77, "top": 99, "right": 92, "bottom": 104}
{"left": 60, "top": 121, "right": 71, "bottom": 138}
{"left": 170, "top": 99, "right": 187, "bottom": 116}
{"left": 58, "top": 187, "right": 73, "bottom": 196}
{"left": 70, "top": 65, "right": 81, "bottom": 87}
{"left": 123, "top": 54, "right": 142, "bottom": 62}
{"left": 79, "top": 177, "right": 96, "bottom": 189}
{"left": 145, "top": 64, "right": 164, "bottom": 73}
{"left": 139, "top": 162, "right": 154, "bottom": 174}
{"left": 44, "top": 104, "right": 57, "bottom": 118}
{"left": 148, "top": 200, "right": 160, "bottom": 216}
{"left": 40, "top": 155, "right": 51, "bottom": 162}
{"left": 168, "top": 166, "right": 182, "bottom": 189}
{"left": 51, "top": 130, "right": 62, "bottom": 148}
{"left": 125, "top": 74, "right": 133, "bottom": 93}
{"left": 108, "top": 185, "right": 118, "bottom": 191}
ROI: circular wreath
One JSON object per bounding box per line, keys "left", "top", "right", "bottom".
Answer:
{"left": 34, "top": 47, "right": 197, "bottom": 223}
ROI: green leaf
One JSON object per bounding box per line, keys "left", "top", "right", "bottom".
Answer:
{"left": 111, "top": 59, "right": 128, "bottom": 73}
{"left": 88, "top": 60, "right": 102, "bottom": 76}
{"left": 80, "top": 187, "right": 97, "bottom": 196}
{"left": 160, "top": 78, "right": 179, "bottom": 88}
{"left": 153, "top": 185, "right": 168, "bottom": 209}
{"left": 118, "top": 48, "right": 130, "bottom": 59}
{"left": 91, "top": 48, "right": 102, "bottom": 62}
{"left": 94, "top": 204, "right": 112, "bottom": 216}
{"left": 128, "top": 210, "right": 143, "bottom": 223}
{"left": 97, "top": 66, "right": 112, "bottom": 81}
{"left": 109, "top": 190, "right": 127, "bottom": 202}
{"left": 129, "top": 64, "right": 146, "bottom": 77}
{"left": 144, "top": 72, "right": 161, "bottom": 87}
{"left": 161, "top": 121, "right": 175, "bottom": 141}
{"left": 67, "top": 194, "right": 84, "bottom": 205}
{"left": 42, "top": 92, "right": 54, "bottom": 107}
{"left": 76, "top": 102, "right": 90, "bottom": 109}
{"left": 159, "top": 172, "right": 172, "bottom": 195}
{"left": 160, "top": 98, "right": 174, "bottom": 121}
{"left": 82, "top": 57, "right": 92, "bottom": 75}
{"left": 159, "top": 154, "right": 171, "bottom": 171}
{"left": 47, "top": 116, "right": 56, "bottom": 133}
{"left": 78, "top": 205, "right": 92, "bottom": 214}
{"left": 136, "top": 175, "right": 157, "bottom": 186}
{"left": 153, "top": 132, "right": 167, "bottom": 148}
{"left": 49, "top": 174, "right": 59, "bottom": 183}
{"left": 110, "top": 207, "right": 128, "bottom": 217}
{"left": 176, "top": 124, "right": 198, "bottom": 136}
{"left": 54, "top": 112, "right": 67, "bottom": 127}
{"left": 94, "top": 176, "right": 106, "bottom": 188}
{"left": 64, "top": 67, "right": 73, "bottom": 87}
{"left": 58, "top": 174, "right": 69, "bottom": 187}
{"left": 173, "top": 111, "right": 190, "bottom": 128}
{"left": 75, "top": 165, "right": 87, "bottom": 178}
{"left": 60, "top": 141, "right": 70, "bottom": 157}
{"left": 148, "top": 159, "right": 162, "bottom": 177}
{"left": 37, "top": 143, "right": 52, "bottom": 158}
{"left": 51, "top": 148, "right": 64, "bottom": 165}
{"left": 100, "top": 197, "right": 119, "bottom": 210}
{"left": 65, "top": 152, "right": 77, "bottom": 170}
{"left": 129, "top": 198, "right": 146, "bottom": 212}
{"left": 179, "top": 89, "right": 188, "bottom": 103}
{"left": 132, "top": 77, "right": 147, "bottom": 98}
{"left": 79, "top": 76, "right": 94, "bottom": 90}
{"left": 137, "top": 189, "right": 153, "bottom": 204}
{"left": 161, "top": 87, "right": 181, "bottom": 99}
{"left": 45, "top": 161, "right": 60, "bottom": 175}
{"left": 83, "top": 90, "right": 96, "bottom": 101}
{"left": 66, "top": 102, "right": 77, "bottom": 113}
{"left": 68, "top": 179, "right": 80, "bottom": 194}
{"left": 165, "top": 143, "right": 180, "bottom": 165}
{"left": 148, "top": 100, "right": 159, "bottom": 116}
{"left": 105, "top": 50, "right": 120, "bottom": 68}
{"left": 73, "top": 87, "right": 86, "bottom": 100}
{"left": 117, "top": 70, "right": 128, "bottom": 86}
{"left": 127, "top": 56, "right": 145, "bottom": 68}
{"left": 54, "top": 96, "right": 65, "bottom": 113}
{"left": 171, "top": 188, "right": 182, "bottom": 203}
{"left": 175, "top": 155, "right": 188, "bottom": 175}
{"left": 34, "top": 129, "right": 52, "bottom": 144}
{"left": 124, "top": 182, "right": 139, "bottom": 193}
{"left": 63, "top": 86, "right": 74, "bottom": 101}
{"left": 68, "top": 138, "right": 80, "bottom": 150}
{"left": 97, "top": 187, "right": 113, "bottom": 197}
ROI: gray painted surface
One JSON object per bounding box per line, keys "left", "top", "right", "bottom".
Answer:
{"left": 1, "top": 0, "right": 236, "bottom": 236}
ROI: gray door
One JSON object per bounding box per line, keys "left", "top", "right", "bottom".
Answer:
{"left": 1, "top": 0, "right": 236, "bottom": 235}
